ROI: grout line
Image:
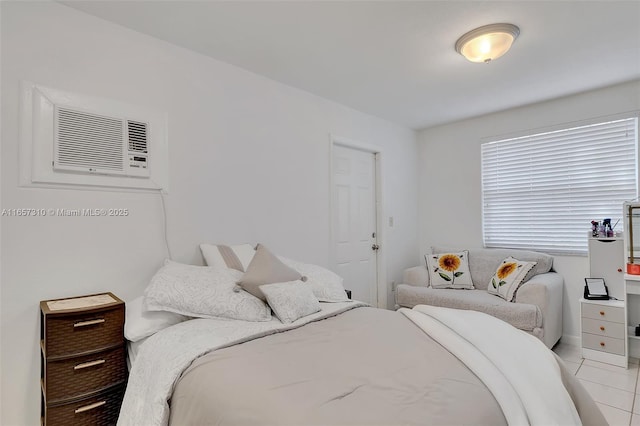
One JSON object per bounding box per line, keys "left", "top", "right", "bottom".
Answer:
{"left": 577, "top": 377, "right": 637, "bottom": 394}
{"left": 594, "top": 400, "right": 632, "bottom": 414}
{"left": 579, "top": 362, "right": 639, "bottom": 377}
{"left": 562, "top": 355, "right": 636, "bottom": 425}
{"left": 632, "top": 368, "right": 640, "bottom": 426}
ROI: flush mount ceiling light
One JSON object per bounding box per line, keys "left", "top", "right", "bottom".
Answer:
{"left": 455, "top": 23, "right": 520, "bottom": 63}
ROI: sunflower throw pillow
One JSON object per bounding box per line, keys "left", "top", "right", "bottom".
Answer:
{"left": 425, "top": 251, "right": 474, "bottom": 289}
{"left": 487, "top": 257, "right": 537, "bottom": 302}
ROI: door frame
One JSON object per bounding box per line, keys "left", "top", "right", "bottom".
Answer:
{"left": 329, "top": 134, "right": 387, "bottom": 309}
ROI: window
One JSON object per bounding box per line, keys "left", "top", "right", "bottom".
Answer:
{"left": 481, "top": 117, "right": 638, "bottom": 255}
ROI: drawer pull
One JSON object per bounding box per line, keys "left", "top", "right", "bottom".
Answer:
{"left": 600, "top": 342, "right": 606, "bottom": 347}
{"left": 73, "top": 318, "right": 105, "bottom": 328}
{"left": 74, "top": 359, "right": 105, "bottom": 370}
{"left": 74, "top": 400, "right": 106, "bottom": 414}
{"left": 600, "top": 326, "right": 606, "bottom": 331}
{"left": 599, "top": 311, "right": 605, "bottom": 316}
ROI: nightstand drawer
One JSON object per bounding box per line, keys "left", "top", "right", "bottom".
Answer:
{"left": 43, "top": 345, "right": 127, "bottom": 403}
{"left": 582, "top": 333, "right": 625, "bottom": 355}
{"left": 43, "top": 306, "right": 125, "bottom": 358}
{"left": 582, "top": 303, "right": 625, "bottom": 323}
{"left": 581, "top": 317, "right": 626, "bottom": 339}
{"left": 43, "top": 383, "right": 125, "bottom": 426}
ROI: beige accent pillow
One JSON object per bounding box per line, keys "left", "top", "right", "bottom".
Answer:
{"left": 237, "top": 244, "right": 303, "bottom": 301}
{"left": 487, "top": 257, "right": 537, "bottom": 302}
{"left": 199, "top": 243, "right": 256, "bottom": 272}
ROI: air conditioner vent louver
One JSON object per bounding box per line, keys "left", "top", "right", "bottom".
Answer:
{"left": 127, "top": 120, "right": 148, "bottom": 153}
{"left": 23, "top": 82, "right": 165, "bottom": 190}
{"left": 56, "top": 108, "right": 124, "bottom": 171}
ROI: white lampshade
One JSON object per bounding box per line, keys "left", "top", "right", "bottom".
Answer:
{"left": 455, "top": 23, "right": 520, "bottom": 63}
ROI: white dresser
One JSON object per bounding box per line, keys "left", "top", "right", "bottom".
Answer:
{"left": 580, "top": 298, "right": 627, "bottom": 367}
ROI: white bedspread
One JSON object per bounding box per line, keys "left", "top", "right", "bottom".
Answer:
{"left": 399, "top": 305, "right": 581, "bottom": 426}
{"left": 117, "top": 301, "right": 366, "bottom": 426}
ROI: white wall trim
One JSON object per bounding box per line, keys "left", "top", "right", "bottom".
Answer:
{"left": 559, "top": 334, "right": 580, "bottom": 347}
{"left": 329, "top": 134, "right": 387, "bottom": 308}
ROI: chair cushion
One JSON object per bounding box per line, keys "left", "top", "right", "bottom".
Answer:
{"left": 396, "top": 285, "right": 542, "bottom": 331}
{"left": 431, "top": 246, "right": 553, "bottom": 291}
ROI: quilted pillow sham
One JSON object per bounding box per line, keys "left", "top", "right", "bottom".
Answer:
{"left": 260, "top": 280, "right": 321, "bottom": 324}
{"left": 425, "top": 251, "right": 474, "bottom": 289}
{"left": 487, "top": 257, "right": 537, "bottom": 302}
{"left": 144, "top": 260, "right": 271, "bottom": 322}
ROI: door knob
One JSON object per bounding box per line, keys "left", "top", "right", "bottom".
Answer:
{"left": 372, "top": 244, "right": 380, "bottom": 251}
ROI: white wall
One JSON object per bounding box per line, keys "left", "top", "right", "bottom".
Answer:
{"left": 0, "top": 2, "right": 418, "bottom": 425}
{"left": 417, "top": 79, "right": 640, "bottom": 344}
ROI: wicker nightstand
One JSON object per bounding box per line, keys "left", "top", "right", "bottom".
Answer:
{"left": 40, "top": 292, "right": 127, "bottom": 426}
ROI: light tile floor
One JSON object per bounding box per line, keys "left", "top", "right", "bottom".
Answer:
{"left": 554, "top": 342, "right": 639, "bottom": 426}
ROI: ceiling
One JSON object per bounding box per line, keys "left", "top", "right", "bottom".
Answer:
{"left": 61, "top": 1, "right": 640, "bottom": 130}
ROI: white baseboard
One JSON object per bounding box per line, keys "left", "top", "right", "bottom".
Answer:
{"left": 629, "top": 338, "right": 640, "bottom": 359}
{"left": 559, "top": 334, "right": 580, "bottom": 347}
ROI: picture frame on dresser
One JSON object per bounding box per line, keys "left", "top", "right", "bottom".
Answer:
{"left": 40, "top": 292, "right": 127, "bottom": 426}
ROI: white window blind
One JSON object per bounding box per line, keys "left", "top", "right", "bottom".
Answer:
{"left": 482, "top": 117, "right": 638, "bottom": 255}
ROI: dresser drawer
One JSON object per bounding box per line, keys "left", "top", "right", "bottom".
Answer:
{"left": 43, "top": 345, "right": 127, "bottom": 403}
{"left": 582, "top": 332, "right": 625, "bottom": 355}
{"left": 581, "top": 317, "right": 626, "bottom": 339}
{"left": 43, "top": 383, "right": 125, "bottom": 426}
{"left": 43, "top": 306, "right": 125, "bottom": 358}
{"left": 582, "top": 303, "right": 624, "bottom": 323}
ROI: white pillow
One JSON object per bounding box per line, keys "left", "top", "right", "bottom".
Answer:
{"left": 426, "top": 251, "right": 474, "bottom": 289}
{"left": 280, "top": 257, "right": 350, "bottom": 302}
{"left": 144, "top": 260, "right": 271, "bottom": 321}
{"left": 199, "top": 243, "right": 255, "bottom": 272}
{"left": 124, "top": 296, "right": 188, "bottom": 342}
{"left": 260, "top": 281, "right": 321, "bottom": 324}
{"left": 487, "top": 257, "right": 537, "bottom": 302}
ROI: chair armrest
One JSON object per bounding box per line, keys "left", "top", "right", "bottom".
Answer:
{"left": 515, "top": 272, "right": 563, "bottom": 348}
{"left": 402, "top": 266, "right": 429, "bottom": 287}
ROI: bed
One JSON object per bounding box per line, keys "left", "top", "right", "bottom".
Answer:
{"left": 119, "top": 301, "right": 604, "bottom": 426}
{"left": 119, "top": 244, "right": 604, "bottom": 425}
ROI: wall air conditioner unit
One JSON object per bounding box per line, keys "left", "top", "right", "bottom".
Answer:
{"left": 54, "top": 107, "right": 150, "bottom": 178}
{"left": 20, "top": 82, "right": 169, "bottom": 192}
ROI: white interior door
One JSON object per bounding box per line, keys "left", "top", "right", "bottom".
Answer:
{"left": 332, "top": 144, "right": 378, "bottom": 305}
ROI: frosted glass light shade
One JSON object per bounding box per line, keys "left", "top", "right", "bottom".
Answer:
{"left": 455, "top": 23, "right": 520, "bottom": 63}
